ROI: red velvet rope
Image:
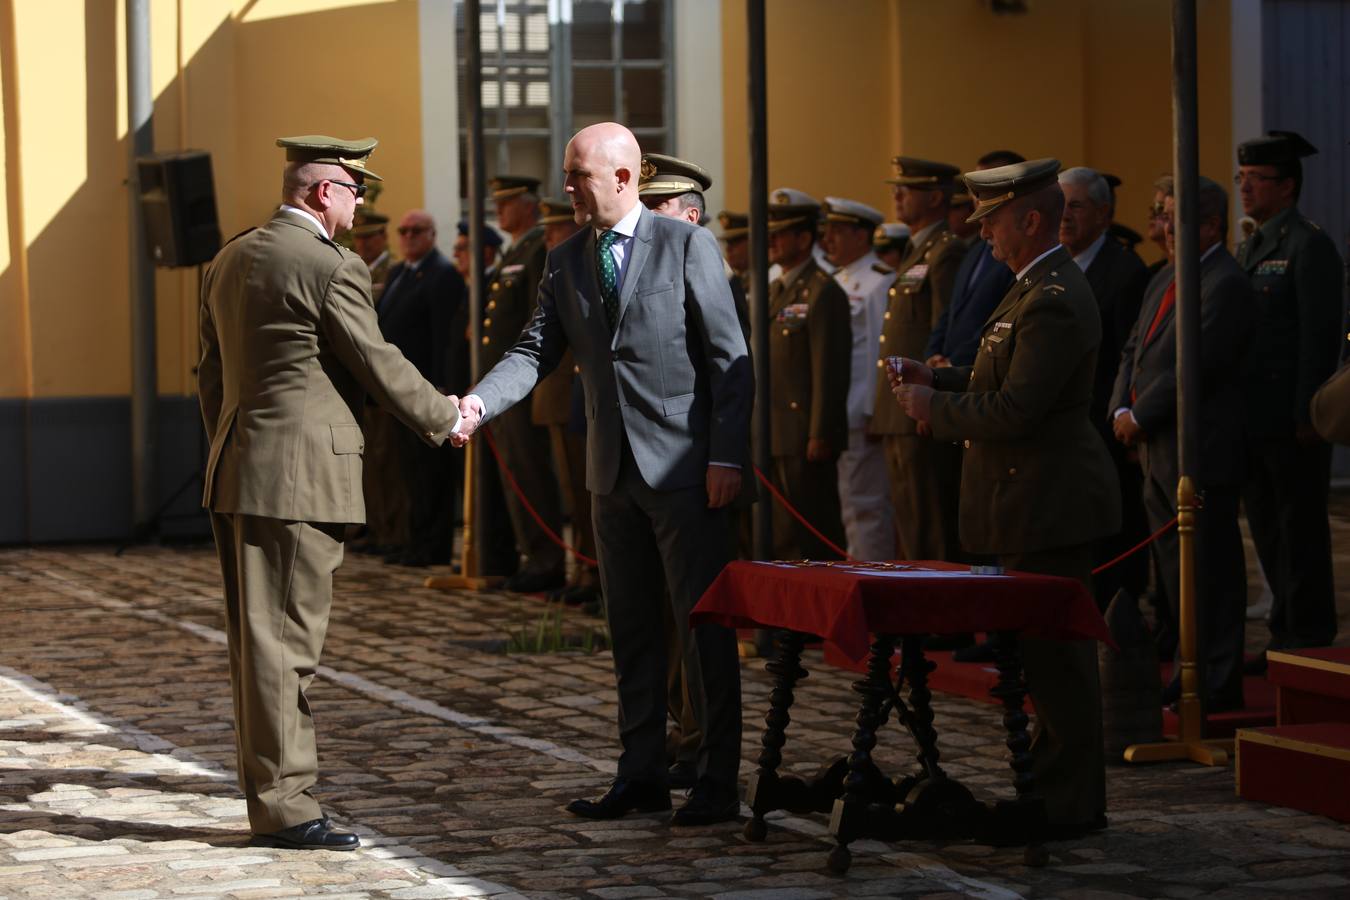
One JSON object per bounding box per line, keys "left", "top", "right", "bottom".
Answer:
{"left": 481, "top": 425, "right": 599, "bottom": 567}
{"left": 1091, "top": 516, "right": 1177, "bottom": 575}
{"left": 752, "top": 466, "right": 856, "bottom": 562}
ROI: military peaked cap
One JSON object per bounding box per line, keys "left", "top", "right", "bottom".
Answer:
{"left": 538, "top": 197, "right": 575, "bottom": 225}
{"left": 873, "top": 222, "right": 911, "bottom": 249}
{"left": 457, "top": 219, "right": 504, "bottom": 248}
{"left": 767, "top": 188, "right": 820, "bottom": 232}
{"left": 350, "top": 209, "right": 389, "bottom": 237}
{"left": 717, "top": 211, "right": 748, "bottom": 240}
{"left": 1237, "top": 130, "right": 1319, "bottom": 166}
{"left": 963, "top": 157, "right": 1062, "bottom": 222}
{"left": 639, "top": 153, "right": 712, "bottom": 197}
{"left": 885, "top": 156, "right": 960, "bottom": 188}
{"left": 277, "top": 135, "right": 383, "bottom": 181}
{"left": 823, "top": 197, "right": 884, "bottom": 228}
{"left": 490, "top": 175, "right": 541, "bottom": 200}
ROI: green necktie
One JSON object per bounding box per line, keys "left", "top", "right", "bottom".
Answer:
{"left": 598, "top": 229, "right": 621, "bottom": 329}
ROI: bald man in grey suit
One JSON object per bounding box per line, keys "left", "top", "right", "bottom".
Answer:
{"left": 457, "top": 123, "right": 752, "bottom": 827}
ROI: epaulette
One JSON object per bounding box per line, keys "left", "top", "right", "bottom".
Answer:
{"left": 223, "top": 227, "right": 257, "bottom": 246}
{"left": 872, "top": 262, "right": 894, "bottom": 275}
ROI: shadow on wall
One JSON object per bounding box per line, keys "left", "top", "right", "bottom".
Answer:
{"left": 0, "top": 0, "right": 415, "bottom": 544}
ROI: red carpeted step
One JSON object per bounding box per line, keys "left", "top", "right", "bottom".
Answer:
{"left": 1268, "top": 648, "right": 1350, "bottom": 725}
{"left": 1236, "top": 723, "right": 1350, "bottom": 822}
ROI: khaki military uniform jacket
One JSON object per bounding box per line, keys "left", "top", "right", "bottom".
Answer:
{"left": 198, "top": 210, "right": 459, "bottom": 525}
{"left": 483, "top": 226, "right": 548, "bottom": 373}
{"left": 870, "top": 221, "right": 965, "bottom": 435}
{"left": 928, "top": 246, "right": 1120, "bottom": 555}
{"left": 768, "top": 257, "right": 852, "bottom": 458}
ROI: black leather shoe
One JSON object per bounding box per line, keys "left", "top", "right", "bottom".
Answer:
{"left": 670, "top": 778, "right": 739, "bottom": 827}
{"left": 952, "top": 639, "right": 996, "bottom": 664}
{"left": 566, "top": 778, "right": 671, "bottom": 820}
{"left": 254, "top": 817, "right": 359, "bottom": 851}
{"left": 667, "top": 761, "right": 698, "bottom": 790}
{"left": 504, "top": 568, "right": 567, "bottom": 593}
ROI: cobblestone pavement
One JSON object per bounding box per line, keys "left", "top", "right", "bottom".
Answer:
{"left": 2, "top": 495, "right": 1349, "bottom": 899}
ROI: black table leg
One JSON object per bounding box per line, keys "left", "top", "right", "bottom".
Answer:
{"left": 988, "top": 629, "right": 1049, "bottom": 866}
{"left": 898, "top": 635, "right": 943, "bottom": 781}
{"left": 744, "top": 629, "right": 818, "bottom": 840}
{"left": 827, "top": 633, "right": 897, "bottom": 874}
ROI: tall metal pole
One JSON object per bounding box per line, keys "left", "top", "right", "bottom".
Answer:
{"left": 466, "top": 0, "right": 488, "bottom": 577}
{"left": 1123, "top": 0, "right": 1228, "bottom": 767}
{"left": 126, "top": 0, "right": 157, "bottom": 534}
{"left": 747, "top": 0, "right": 772, "bottom": 561}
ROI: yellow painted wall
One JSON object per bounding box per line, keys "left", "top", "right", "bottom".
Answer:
{"left": 0, "top": 0, "right": 416, "bottom": 400}
{"left": 721, "top": 0, "right": 1234, "bottom": 266}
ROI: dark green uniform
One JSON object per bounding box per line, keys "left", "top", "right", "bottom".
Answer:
{"left": 484, "top": 225, "right": 565, "bottom": 580}
{"left": 1237, "top": 205, "right": 1343, "bottom": 649}
{"left": 869, "top": 221, "right": 965, "bottom": 560}
{"left": 929, "top": 245, "right": 1119, "bottom": 826}
{"left": 768, "top": 258, "right": 851, "bottom": 559}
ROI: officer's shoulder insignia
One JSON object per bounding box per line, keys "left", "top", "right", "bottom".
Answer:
{"left": 872, "top": 262, "right": 894, "bottom": 275}
{"left": 1043, "top": 284, "right": 1067, "bottom": 295}
{"left": 223, "top": 227, "right": 256, "bottom": 246}
{"left": 501, "top": 263, "right": 526, "bottom": 275}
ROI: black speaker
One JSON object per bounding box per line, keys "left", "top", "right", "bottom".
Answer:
{"left": 137, "top": 151, "right": 221, "bottom": 268}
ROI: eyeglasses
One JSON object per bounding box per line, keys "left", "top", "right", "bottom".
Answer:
{"left": 1233, "top": 172, "right": 1282, "bottom": 187}
{"left": 398, "top": 225, "right": 431, "bottom": 236}
{"left": 324, "top": 179, "right": 368, "bottom": 199}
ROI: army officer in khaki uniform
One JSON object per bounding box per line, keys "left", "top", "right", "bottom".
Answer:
{"left": 871, "top": 157, "right": 967, "bottom": 563}
{"left": 889, "top": 159, "right": 1119, "bottom": 837}
{"left": 767, "top": 189, "right": 852, "bottom": 559}
{"left": 199, "top": 136, "right": 461, "bottom": 850}
{"left": 485, "top": 175, "right": 567, "bottom": 592}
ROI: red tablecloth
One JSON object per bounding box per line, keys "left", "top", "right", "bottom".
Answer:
{"left": 691, "top": 560, "right": 1112, "bottom": 668}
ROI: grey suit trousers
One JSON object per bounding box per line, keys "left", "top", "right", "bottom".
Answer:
{"left": 593, "top": 442, "right": 741, "bottom": 787}
{"left": 210, "top": 511, "right": 344, "bottom": 833}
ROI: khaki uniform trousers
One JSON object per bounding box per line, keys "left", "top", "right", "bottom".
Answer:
{"left": 883, "top": 433, "right": 961, "bottom": 562}
{"left": 999, "top": 543, "right": 1106, "bottom": 827}
{"left": 210, "top": 511, "right": 345, "bottom": 833}
{"left": 360, "top": 405, "right": 409, "bottom": 547}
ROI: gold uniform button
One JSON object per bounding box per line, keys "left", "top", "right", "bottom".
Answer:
{"left": 789, "top": 401, "right": 799, "bottom": 410}
{"left": 1008, "top": 467, "right": 1017, "bottom": 476}
{"left": 963, "top": 440, "right": 971, "bottom": 449}
{"left": 879, "top": 334, "right": 886, "bottom": 343}
{"left": 484, "top": 317, "right": 492, "bottom": 327}
{"left": 481, "top": 336, "right": 490, "bottom": 345}
{"left": 488, "top": 300, "right": 496, "bottom": 310}
{"left": 876, "top": 358, "right": 885, "bottom": 368}
{"left": 884, "top": 311, "right": 891, "bottom": 320}
{"left": 889, "top": 287, "right": 897, "bottom": 297}
{"left": 781, "top": 328, "right": 789, "bottom": 336}
{"left": 491, "top": 281, "right": 500, "bottom": 291}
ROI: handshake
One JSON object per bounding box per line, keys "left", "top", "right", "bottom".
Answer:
{"left": 447, "top": 393, "right": 485, "bottom": 448}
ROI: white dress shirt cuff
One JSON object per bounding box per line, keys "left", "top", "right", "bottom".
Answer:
{"left": 1113, "top": 407, "right": 1137, "bottom": 426}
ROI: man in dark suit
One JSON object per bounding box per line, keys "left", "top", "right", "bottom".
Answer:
{"left": 456, "top": 123, "right": 752, "bottom": 826}
{"left": 890, "top": 159, "right": 1119, "bottom": 837}
{"left": 378, "top": 210, "right": 469, "bottom": 566}
{"left": 1234, "top": 131, "right": 1343, "bottom": 664}
{"left": 1059, "top": 166, "right": 1152, "bottom": 612}
{"left": 1110, "top": 178, "right": 1253, "bottom": 712}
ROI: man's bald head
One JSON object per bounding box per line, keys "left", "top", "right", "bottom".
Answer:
{"left": 563, "top": 122, "right": 643, "bottom": 228}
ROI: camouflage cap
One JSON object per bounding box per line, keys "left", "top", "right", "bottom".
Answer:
{"left": 962, "top": 158, "right": 1062, "bottom": 222}
{"left": 639, "top": 153, "right": 712, "bottom": 198}
{"left": 276, "top": 135, "right": 383, "bottom": 181}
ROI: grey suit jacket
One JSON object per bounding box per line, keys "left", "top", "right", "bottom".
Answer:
{"left": 199, "top": 211, "right": 459, "bottom": 525}
{"left": 1108, "top": 247, "right": 1253, "bottom": 490}
{"left": 473, "top": 205, "right": 752, "bottom": 495}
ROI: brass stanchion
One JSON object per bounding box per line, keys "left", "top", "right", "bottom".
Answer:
{"left": 1123, "top": 477, "right": 1230, "bottom": 765}
{"left": 426, "top": 440, "right": 502, "bottom": 592}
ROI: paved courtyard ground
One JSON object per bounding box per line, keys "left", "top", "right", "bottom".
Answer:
{"left": 2, "top": 492, "right": 1349, "bottom": 899}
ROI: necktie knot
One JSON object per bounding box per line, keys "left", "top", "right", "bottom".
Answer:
{"left": 599, "top": 229, "right": 621, "bottom": 251}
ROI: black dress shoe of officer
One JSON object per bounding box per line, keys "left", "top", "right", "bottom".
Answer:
{"left": 670, "top": 778, "right": 740, "bottom": 827}
{"left": 566, "top": 778, "right": 671, "bottom": 820}
{"left": 254, "top": 817, "right": 360, "bottom": 851}
{"left": 667, "top": 761, "right": 698, "bottom": 790}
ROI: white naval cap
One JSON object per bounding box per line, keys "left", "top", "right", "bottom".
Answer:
{"left": 824, "top": 197, "right": 885, "bottom": 228}
{"left": 872, "top": 222, "right": 911, "bottom": 247}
